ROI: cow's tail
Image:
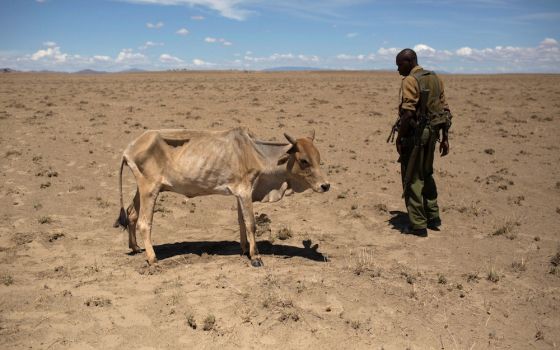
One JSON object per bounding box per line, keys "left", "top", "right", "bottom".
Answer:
{"left": 114, "top": 156, "right": 129, "bottom": 229}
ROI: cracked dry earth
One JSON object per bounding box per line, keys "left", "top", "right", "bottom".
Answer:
{"left": 0, "top": 71, "right": 559, "bottom": 349}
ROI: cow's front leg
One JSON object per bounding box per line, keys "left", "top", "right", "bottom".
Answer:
{"left": 137, "top": 184, "right": 160, "bottom": 265}
{"left": 237, "top": 200, "right": 249, "bottom": 256}
{"left": 237, "top": 196, "right": 262, "bottom": 267}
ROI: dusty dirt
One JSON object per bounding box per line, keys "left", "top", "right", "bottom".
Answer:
{"left": 0, "top": 71, "right": 559, "bottom": 349}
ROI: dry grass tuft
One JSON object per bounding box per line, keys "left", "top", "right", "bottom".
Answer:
{"left": 492, "top": 219, "right": 520, "bottom": 240}
{"left": 487, "top": 267, "right": 500, "bottom": 283}
{"left": 347, "top": 248, "right": 376, "bottom": 276}
{"left": 511, "top": 257, "right": 527, "bottom": 272}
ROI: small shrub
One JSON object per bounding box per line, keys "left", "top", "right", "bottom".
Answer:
{"left": 38, "top": 216, "right": 52, "bottom": 224}
{"left": 276, "top": 227, "right": 293, "bottom": 240}
{"left": 85, "top": 297, "right": 112, "bottom": 307}
{"left": 203, "top": 314, "right": 216, "bottom": 331}
{"left": 550, "top": 248, "right": 560, "bottom": 275}
{"left": 535, "top": 329, "right": 544, "bottom": 341}
{"left": 511, "top": 257, "right": 526, "bottom": 272}
{"left": 437, "top": 274, "right": 448, "bottom": 284}
{"left": 2, "top": 275, "right": 14, "bottom": 286}
{"left": 186, "top": 313, "right": 197, "bottom": 329}
{"left": 466, "top": 272, "right": 479, "bottom": 283}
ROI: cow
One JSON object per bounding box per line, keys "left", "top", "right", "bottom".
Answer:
{"left": 114, "top": 127, "right": 330, "bottom": 267}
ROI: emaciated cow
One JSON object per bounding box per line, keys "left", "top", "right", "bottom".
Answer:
{"left": 114, "top": 127, "right": 329, "bottom": 267}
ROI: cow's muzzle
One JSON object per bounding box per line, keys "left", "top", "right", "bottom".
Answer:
{"left": 314, "top": 182, "right": 330, "bottom": 193}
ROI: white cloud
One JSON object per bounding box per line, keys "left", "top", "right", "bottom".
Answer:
{"left": 413, "top": 44, "right": 436, "bottom": 56}
{"left": 541, "top": 38, "right": 558, "bottom": 46}
{"left": 146, "top": 21, "right": 164, "bottom": 29}
{"left": 377, "top": 47, "right": 399, "bottom": 56}
{"left": 139, "top": 41, "right": 164, "bottom": 50}
{"left": 31, "top": 46, "right": 67, "bottom": 62}
{"left": 204, "top": 37, "right": 232, "bottom": 46}
{"left": 340, "top": 53, "right": 374, "bottom": 61}
{"left": 456, "top": 47, "right": 473, "bottom": 57}
{"left": 93, "top": 55, "right": 112, "bottom": 62}
{"left": 176, "top": 28, "right": 190, "bottom": 36}
{"left": 125, "top": 0, "right": 253, "bottom": 21}
{"left": 192, "top": 58, "right": 214, "bottom": 66}
{"left": 191, "top": 15, "right": 205, "bottom": 20}
{"left": 4, "top": 38, "right": 560, "bottom": 73}
{"left": 298, "top": 54, "right": 319, "bottom": 62}
{"left": 115, "top": 49, "right": 147, "bottom": 64}
{"left": 159, "top": 54, "right": 184, "bottom": 63}
{"left": 242, "top": 52, "right": 322, "bottom": 66}
{"left": 346, "top": 33, "right": 358, "bottom": 39}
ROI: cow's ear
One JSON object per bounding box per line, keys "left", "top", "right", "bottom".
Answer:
{"left": 277, "top": 153, "right": 290, "bottom": 165}
{"left": 277, "top": 145, "right": 295, "bottom": 165}
{"left": 308, "top": 129, "right": 315, "bottom": 141}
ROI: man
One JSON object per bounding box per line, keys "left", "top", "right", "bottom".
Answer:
{"left": 394, "top": 48, "right": 452, "bottom": 236}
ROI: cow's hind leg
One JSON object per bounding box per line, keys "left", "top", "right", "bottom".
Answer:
{"left": 237, "top": 201, "right": 249, "bottom": 256}
{"left": 237, "top": 196, "right": 262, "bottom": 267}
{"left": 126, "top": 189, "right": 142, "bottom": 254}
{"left": 136, "top": 182, "right": 161, "bottom": 265}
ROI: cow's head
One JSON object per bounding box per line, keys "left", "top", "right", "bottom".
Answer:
{"left": 278, "top": 131, "right": 330, "bottom": 193}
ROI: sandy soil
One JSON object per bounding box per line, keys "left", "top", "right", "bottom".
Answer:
{"left": 0, "top": 71, "right": 559, "bottom": 349}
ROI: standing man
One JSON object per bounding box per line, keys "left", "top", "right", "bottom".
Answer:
{"left": 394, "top": 48, "right": 452, "bottom": 236}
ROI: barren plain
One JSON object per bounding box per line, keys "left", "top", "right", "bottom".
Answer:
{"left": 0, "top": 71, "right": 559, "bottom": 349}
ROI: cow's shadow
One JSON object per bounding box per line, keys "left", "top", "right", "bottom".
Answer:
{"left": 153, "top": 239, "right": 328, "bottom": 262}
{"left": 388, "top": 210, "right": 409, "bottom": 233}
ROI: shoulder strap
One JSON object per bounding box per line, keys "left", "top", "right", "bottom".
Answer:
{"left": 413, "top": 69, "right": 441, "bottom": 101}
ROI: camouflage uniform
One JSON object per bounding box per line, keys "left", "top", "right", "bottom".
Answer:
{"left": 399, "top": 65, "right": 450, "bottom": 230}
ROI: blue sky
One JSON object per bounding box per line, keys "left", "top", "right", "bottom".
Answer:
{"left": 1, "top": 0, "right": 559, "bottom": 72}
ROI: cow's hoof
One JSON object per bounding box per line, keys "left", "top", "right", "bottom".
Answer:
{"left": 147, "top": 257, "right": 158, "bottom": 265}
{"left": 130, "top": 246, "right": 142, "bottom": 254}
{"left": 251, "top": 258, "right": 263, "bottom": 268}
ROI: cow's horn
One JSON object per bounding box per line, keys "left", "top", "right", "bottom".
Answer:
{"left": 284, "top": 133, "right": 297, "bottom": 145}
{"left": 308, "top": 129, "right": 315, "bottom": 141}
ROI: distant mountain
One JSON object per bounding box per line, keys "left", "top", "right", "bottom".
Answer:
{"left": 74, "top": 69, "right": 107, "bottom": 74}
{"left": 118, "top": 68, "right": 146, "bottom": 73}
{"left": 1, "top": 68, "right": 17, "bottom": 73}
{"left": 263, "top": 66, "right": 328, "bottom": 72}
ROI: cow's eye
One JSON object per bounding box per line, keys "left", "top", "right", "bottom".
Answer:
{"left": 300, "top": 158, "right": 310, "bottom": 168}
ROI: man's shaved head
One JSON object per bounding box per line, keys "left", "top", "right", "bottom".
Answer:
{"left": 397, "top": 49, "right": 417, "bottom": 64}
{"left": 396, "top": 48, "right": 418, "bottom": 76}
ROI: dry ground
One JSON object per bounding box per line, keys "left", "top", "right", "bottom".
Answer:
{"left": 0, "top": 71, "right": 559, "bottom": 349}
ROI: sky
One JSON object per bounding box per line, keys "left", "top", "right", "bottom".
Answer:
{"left": 1, "top": 0, "right": 559, "bottom": 73}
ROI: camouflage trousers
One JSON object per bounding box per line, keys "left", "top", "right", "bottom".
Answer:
{"left": 399, "top": 125, "right": 441, "bottom": 229}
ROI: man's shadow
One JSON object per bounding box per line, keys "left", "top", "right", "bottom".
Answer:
{"left": 151, "top": 239, "right": 327, "bottom": 262}
{"left": 388, "top": 210, "right": 409, "bottom": 233}
{"left": 388, "top": 210, "right": 430, "bottom": 237}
